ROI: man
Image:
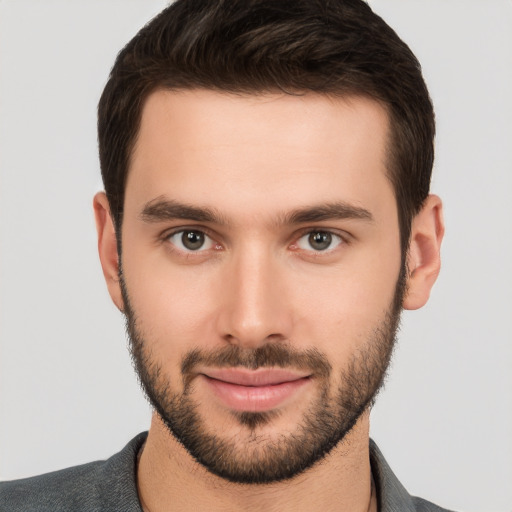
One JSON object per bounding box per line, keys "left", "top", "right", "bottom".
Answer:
{"left": 0, "top": 0, "right": 449, "bottom": 510}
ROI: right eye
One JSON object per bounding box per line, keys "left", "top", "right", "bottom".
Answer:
{"left": 166, "top": 230, "right": 215, "bottom": 252}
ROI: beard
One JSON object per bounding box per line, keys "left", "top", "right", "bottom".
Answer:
{"left": 121, "top": 266, "right": 406, "bottom": 485}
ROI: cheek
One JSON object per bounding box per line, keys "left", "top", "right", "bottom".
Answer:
{"left": 291, "top": 246, "right": 401, "bottom": 359}
{"left": 122, "top": 251, "right": 222, "bottom": 361}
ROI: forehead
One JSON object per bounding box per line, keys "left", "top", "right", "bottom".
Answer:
{"left": 127, "top": 89, "right": 394, "bottom": 222}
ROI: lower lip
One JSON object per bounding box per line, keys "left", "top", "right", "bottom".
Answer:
{"left": 203, "top": 376, "right": 310, "bottom": 412}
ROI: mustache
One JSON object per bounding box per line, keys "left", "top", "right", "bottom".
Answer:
{"left": 181, "top": 343, "right": 331, "bottom": 378}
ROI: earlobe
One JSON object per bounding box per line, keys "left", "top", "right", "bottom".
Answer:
{"left": 93, "top": 192, "right": 124, "bottom": 312}
{"left": 403, "top": 194, "right": 445, "bottom": 311}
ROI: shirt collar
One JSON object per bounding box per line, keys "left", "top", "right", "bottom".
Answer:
{"left": 370, "top": 439, "right": 417, "bottom": 512}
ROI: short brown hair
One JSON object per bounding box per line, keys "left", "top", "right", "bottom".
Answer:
{"left": 98, "top": 0, "right": 434, "bottom": 253}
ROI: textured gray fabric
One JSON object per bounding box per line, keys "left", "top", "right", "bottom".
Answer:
{"left": 0, "top": 433, "right": 145, "bottom": 512}
{"left": 0, "top": 434, "right": 454, "bottom": 511}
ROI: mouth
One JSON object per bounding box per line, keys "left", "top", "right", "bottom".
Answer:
{"left": 198, "top": 368, "right": 312, "bottom": 412}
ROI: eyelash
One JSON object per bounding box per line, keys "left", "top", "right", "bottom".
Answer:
{"left": 161, "top": 227, "right": 349, "bottom": 257}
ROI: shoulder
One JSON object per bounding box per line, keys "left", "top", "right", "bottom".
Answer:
{"left": 0, "top": 459, "right": 107, "bottom": 512}
{"left": 0, "top": 432, "right": 147, "bottom": 512}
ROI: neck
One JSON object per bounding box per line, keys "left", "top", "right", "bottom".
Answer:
{"left": 137, "top": 412, "right": 377, "bottom": 512}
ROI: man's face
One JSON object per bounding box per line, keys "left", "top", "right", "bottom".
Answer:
{"left": 119, "top": 90, "right": 403, "bottom": 483}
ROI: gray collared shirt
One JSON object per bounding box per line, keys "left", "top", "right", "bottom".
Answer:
{"left": 0, "top": 433, "right": 454, "bottom": 511}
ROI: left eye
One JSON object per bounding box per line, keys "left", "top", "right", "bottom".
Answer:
{"left": 167, "top": 230, "right": 215, "bottom": 252}
{"left": 296, "top": 231, "right": 343, "bottom": 252}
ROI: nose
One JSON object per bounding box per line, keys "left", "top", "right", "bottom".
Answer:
{"left": 216, "top": 244, "right": 293, "bottom": 349}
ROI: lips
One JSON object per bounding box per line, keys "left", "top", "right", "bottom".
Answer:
{"left": 199, "top": 368, "right": 311, "bottom": 412}
{"left": 203, "top": 368, "right": 310, "bottom": 386}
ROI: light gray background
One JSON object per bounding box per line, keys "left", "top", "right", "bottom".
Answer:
{"left": 1, "top": 1, "right": 511, "bottom": 511}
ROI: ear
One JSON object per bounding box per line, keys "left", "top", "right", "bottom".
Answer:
{"left": 93, "top": 192, "right": 124, "bottom": 311}
{"left": 403, "top": 194, "right": 445, "bottom": 310}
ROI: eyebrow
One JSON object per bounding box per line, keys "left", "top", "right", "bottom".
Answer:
{"left": 140, "top": 197, "right": 373, "bottom": 226}
{"left": 283, "top": 202, "right": 373, "bottom": 224}
{"left": 140, "top": 196, "right": 225, "bottom": 224}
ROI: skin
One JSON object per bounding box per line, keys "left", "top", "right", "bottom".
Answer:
{"left": 94, "top": 90, "right": 444, "bottom": 512}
